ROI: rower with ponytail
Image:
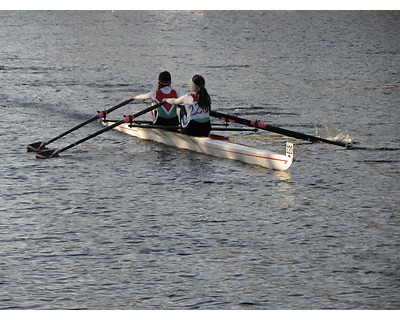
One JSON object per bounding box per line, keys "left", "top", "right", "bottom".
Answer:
{"left": 164, "top": 74, "right": 212, "bottom": 137}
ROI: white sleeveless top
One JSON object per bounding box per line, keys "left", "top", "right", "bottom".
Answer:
{"left": 165, "top": 92, "right": 209, "bottom": 128}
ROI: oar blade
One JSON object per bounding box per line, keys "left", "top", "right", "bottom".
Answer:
{"left": 36, "top": 149, "right": 60, "bottom": 159}
{"left": 27, "top": 141, "right": 48, "bottom": 153}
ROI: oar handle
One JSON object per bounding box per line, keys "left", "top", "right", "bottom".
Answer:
{"left": 210, "top": 110, "right": 349, "bottom": 148}
{"left": 96, "top": 98, "right": 134, "bottom": 119}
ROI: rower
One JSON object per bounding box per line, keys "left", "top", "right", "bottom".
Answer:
{"left": 132, "top": 71, "right": 179, "bottom": 126}
{"left": 164, "top": 75, "right": 212, "bottom": 137}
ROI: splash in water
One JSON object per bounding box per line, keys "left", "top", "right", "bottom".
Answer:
{"left": 316, "top": 122, "right": 352, "bottom": 144}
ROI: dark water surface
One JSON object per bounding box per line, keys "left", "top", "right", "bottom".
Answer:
{"left": 0, "top": 11, "right": 399, "bottom": 309}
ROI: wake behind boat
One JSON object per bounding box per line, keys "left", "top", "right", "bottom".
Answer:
{"left": 101, "top": 120, "right": 294, "bottom": 171}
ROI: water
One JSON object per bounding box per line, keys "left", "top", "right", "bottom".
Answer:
{"left": 0, "top": 11, "right": 399, "bottom": 310}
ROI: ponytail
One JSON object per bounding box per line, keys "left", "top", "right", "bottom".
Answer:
{"left": 196, "top": 87, "right": 211, "bottom": 112}
{"left": 191, "top": 75, "right": 211, "bottom": 112}
{"left": 158, "top": 83, "right": 169, "bottom": 90}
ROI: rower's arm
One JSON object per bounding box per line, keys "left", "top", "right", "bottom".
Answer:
{"left": 132, "top": 91, "right": 154, "bottom": 100}
{"left": 164, "top": 93, "right": 193, "bottom": 105}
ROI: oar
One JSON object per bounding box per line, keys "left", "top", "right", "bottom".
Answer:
{"left": 210, "top": 110, "right": 350, "bottom": 148}
{"left": 36, "top": 102, "right": 165, "bottom": 159}
{"left": 27, "top": 98, "right": 134, "bottom": 152}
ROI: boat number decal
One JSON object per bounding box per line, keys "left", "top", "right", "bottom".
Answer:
{"left": 286, "top": 142, "right": 294, "bottom": 158}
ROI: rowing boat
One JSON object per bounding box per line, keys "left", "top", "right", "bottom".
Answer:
{"left": 101, "top": 120, "right": 293, "bottom": 171}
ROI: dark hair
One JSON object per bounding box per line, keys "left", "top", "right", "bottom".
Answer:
{"left": 158, "top": 71, "right": 171, "bottom": 90}
{"left": 192, "top": 75, "right": 211, "bottom": 112}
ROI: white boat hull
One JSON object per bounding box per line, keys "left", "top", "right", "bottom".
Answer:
{"left": 102, "top": 122, "right": 293, "bottom": 171}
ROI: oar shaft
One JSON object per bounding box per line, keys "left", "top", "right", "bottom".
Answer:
{"left": 210, "top": 110, "right": 349, "bottom": 148}
{"left": 57, "top": 119, "right": 126, "bottom": 153}
{"left": 51, "top": 101, "right": 165, "bottom": 155}
{"left": 102, "top": 120, "right": 258, "bottom": 132}
{"left": 46, "top": 98, "right": 133, "bottom": 144}
{"left": 46, "top": 116, "right": 98, "bottom": 145}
